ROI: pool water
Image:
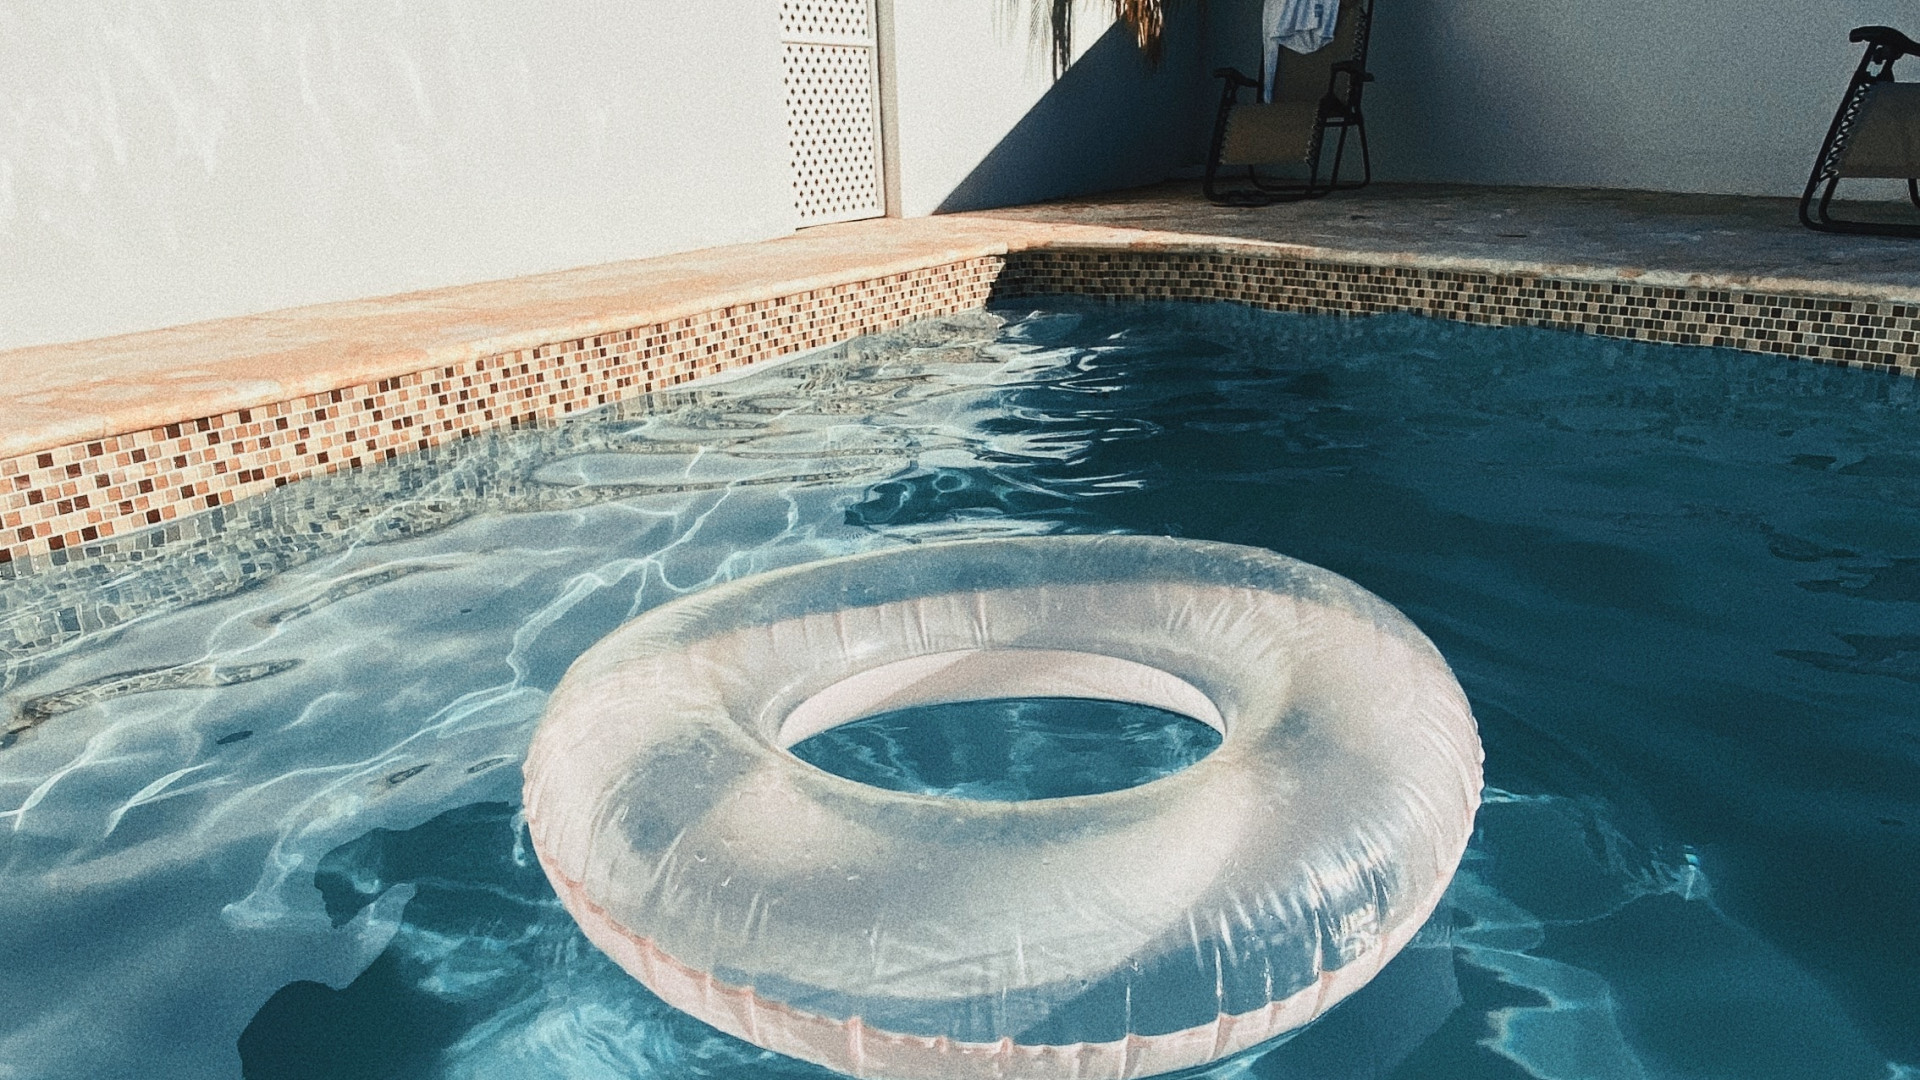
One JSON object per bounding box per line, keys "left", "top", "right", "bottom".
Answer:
{"left": 1, "top": 302, "right": 1916, "bottom": 1080}
{"left": 788, "top": 697, "right": 1222, "bottom": 801}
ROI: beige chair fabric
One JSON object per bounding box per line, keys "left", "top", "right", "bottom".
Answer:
{"left": 1224, "top": 1, "right": 1364, "bottom": 168}
{"left": 1839, "top": 82, "right": 1920, "bottom": 177}
{"left": 1220, "top": 101, "right": 1323, "bottom": 166}
{"left": 1269, "top": 13, "right": 1356, "bottom": 105}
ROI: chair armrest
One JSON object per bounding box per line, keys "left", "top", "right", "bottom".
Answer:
{"left": 1852, "top": 26, "right": 1920, "bottom": 57}
{"left": 1213, "top": 67, "right": 1261, "bottom": 89}
{"left": 1322, "top": 60, "right": 1374, "bottom": 114}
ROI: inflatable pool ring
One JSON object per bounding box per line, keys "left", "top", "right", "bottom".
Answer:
{"left": 523, "top": 536, "right": 1482, "bottom": 1079}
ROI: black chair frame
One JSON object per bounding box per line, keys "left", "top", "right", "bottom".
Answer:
{"left": 1801, "top": 26, "right": 1920, "bottom": 237}
{"left": 1204, "top": 4, "right": 1376, "bottom": 207}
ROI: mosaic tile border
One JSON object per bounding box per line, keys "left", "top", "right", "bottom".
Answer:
{"left": 2, "top": 258, "right": 1004, "bottom": 573}
{"left": 993, "top": 247, "right": 1920, "bottom": 375}
{"left": 8, "top": 242, "right": 1917, "bottom": 574}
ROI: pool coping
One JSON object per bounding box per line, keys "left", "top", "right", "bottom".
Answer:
{"left": 7, "top": 213, "right": 1920, "bottom": 571}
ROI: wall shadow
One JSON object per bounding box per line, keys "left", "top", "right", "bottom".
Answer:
{"left": 934, "top": 14, "right": 1212, "bottom": 214}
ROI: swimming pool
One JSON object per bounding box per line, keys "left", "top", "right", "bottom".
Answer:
{"left": 1, "top": 301, "right": 1916, "bottom": 1079}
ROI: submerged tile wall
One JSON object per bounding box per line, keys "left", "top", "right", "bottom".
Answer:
{"left": 8, "top": 242, "right": 1917, "bottom": 573}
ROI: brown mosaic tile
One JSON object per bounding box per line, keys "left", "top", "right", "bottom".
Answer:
{"left": 992, "top": 247, "right": 1920, "bottom": 376}
{"left": 3, "top": 258, "right": 1004, "bottom": 570}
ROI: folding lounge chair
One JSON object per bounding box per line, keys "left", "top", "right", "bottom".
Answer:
{"left": 1204, "top": 0, "right": 1375, "bottom": 206}
{"left": 1802, "top": 26, "right": 1920, "bottom": 237}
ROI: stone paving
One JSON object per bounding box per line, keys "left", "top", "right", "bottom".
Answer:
{"left": 965, "top": 181, "right": 1920, "bottom": 299}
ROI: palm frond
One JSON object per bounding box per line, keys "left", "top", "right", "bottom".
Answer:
{"left": 1039, "top": 0, "right": 1178, "bottom": 77}
{"left": 1114, "top": 0, "right": 1167, "bottom": 63}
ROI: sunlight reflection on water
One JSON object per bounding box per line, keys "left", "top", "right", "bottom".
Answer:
{"left": 2, "top": 302, "right": 1916, "bottom": 1080}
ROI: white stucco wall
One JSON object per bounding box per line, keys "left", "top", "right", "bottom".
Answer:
{"left": 1210, "top": 0, "right": 1920, "bottom": 198}
{"left": 0, "top": 1, "right": 795, "bottom": 351}
{"left": 26, "top": 1, "right": 1896, "bottom": 354}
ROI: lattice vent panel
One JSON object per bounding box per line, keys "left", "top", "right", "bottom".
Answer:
{"left": 781, "top": 0, "right": 869, "bottom": 43}
{"left": 783, "top": 40, "right": 882, "bottom": 226}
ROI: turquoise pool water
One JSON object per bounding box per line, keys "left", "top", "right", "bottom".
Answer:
{"left": 1, "top": 302, "right": 1916, "bottom": 1080}
{"left": 788, "top": 696, "right": 1222, "bottom": 801}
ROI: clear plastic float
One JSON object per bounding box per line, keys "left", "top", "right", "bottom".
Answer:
{"left": 522, "top": 535, "right": 1483, "bottom": 1079}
